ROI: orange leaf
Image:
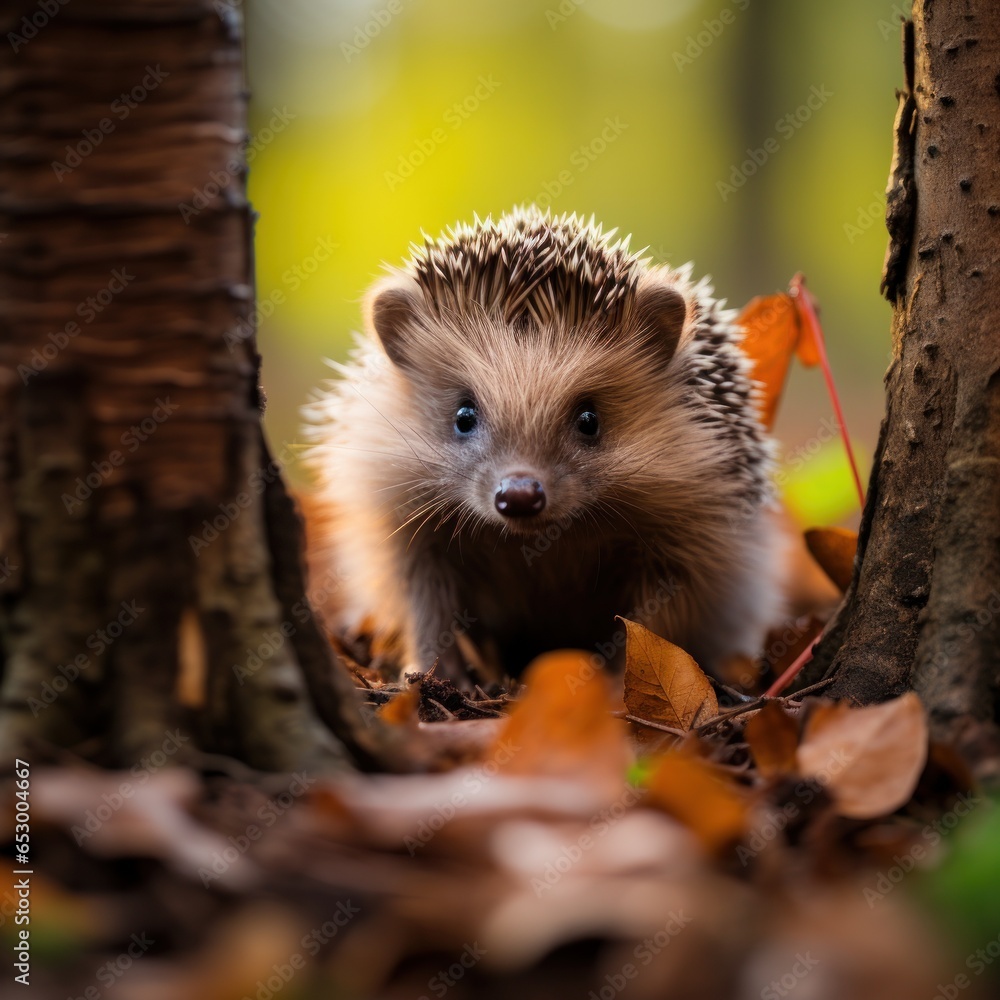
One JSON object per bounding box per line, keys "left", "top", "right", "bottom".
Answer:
{"left": 645, "top": 754, "right": 749, "bottom": 853}
{"left": 790, "top": 277, "right": 823, "bottom": 367}
{"left": 621, "top": 618, "right": 718, "bottom": 730}
{"left": 745, "top": 701, "right": 800, "bottom": 777}
{"left": 804, "top": 526, "right": 858, "bottom": 593}
{"left": 796, "top": 693, "right": 928, "bottom": 819}
{"left": 736, "top": 292, "right": 799, "bottom": 430}
{"left": 491, "top": 650, "right": 630, "bottom": 791}
{"left": 739, "top": 277, "right": 864, "bottom": 510}
{"left": 377, "top": 686, "right": 420, "bottom": 726}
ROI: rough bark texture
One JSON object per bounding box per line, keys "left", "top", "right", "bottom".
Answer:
{"left": 808, "top": 1, "right": 1000, "bottom": 769}
{"left": 0, "top": 0, "right": 394, "bottom": 772}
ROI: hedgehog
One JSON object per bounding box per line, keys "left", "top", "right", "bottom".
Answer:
{"left": 303, "top": 206, "right": 784, "bottom": 682}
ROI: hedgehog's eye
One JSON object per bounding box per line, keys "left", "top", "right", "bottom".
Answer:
{"left": 576, "top": 407, "right": 600, "bottom": 438}
{"left": 454, "top": 400, "right": 479, "bottom": 436}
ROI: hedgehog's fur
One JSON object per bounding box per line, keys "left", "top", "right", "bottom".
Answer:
{"left": 304, "top": 206, "right": 784, "bottom": 679}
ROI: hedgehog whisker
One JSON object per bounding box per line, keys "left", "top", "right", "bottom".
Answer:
{"left": 347, "top": 385, "right": 473, "bottom": 482}
{"left": 409, "top": 499, "right": 463, "bottom": 550}
{"left": 317, "top": 443, "right": 460, "bottom": 475}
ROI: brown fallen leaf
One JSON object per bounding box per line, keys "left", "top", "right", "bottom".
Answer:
{"left": 644, "top": 753, "right": 749, "bottom": 853}
{"left": 491, "top": 649, "right": 630, "bottom": 794}
{"left": 412, "top": 717, "right": 508, "bottom": 768}
{"left": 32, "top": 768, "right": 257, "bottom": 888}
{"left": 804, "top": 526, "right": 858, "bottom": 593}
{"left": 745, "top": 700, "right": 800, "bottom": 777}
{"left": 796, "top": 692, "right": 928, "bottom": 819}
{"left": 621, "top": 618, "right": 718, "bottom": 730}
{"left": 776, "top": 505, "right": 842, "bottom": 619}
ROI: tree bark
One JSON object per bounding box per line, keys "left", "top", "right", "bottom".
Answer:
{"left": 808, "top": 0, "right": 1000, "bottom": 769}
{"left": 0, "top": 0, "right": 396, "bottom": 772}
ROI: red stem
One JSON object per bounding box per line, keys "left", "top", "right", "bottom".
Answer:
{"left": 764, "top": 638, "right": 818, "bottom": 698}
{"left": 790, "top": 273, "right": 866, "bottom": 510}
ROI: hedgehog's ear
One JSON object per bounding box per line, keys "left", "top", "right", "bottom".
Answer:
{"left": 365, "top": 278, "right": 424, "bottom": 368}
{"left": 630, "top": 277, "right": 690, "bottom": 365}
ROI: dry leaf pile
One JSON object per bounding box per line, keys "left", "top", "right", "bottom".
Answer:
{"left": 5, "top": 626, "right": 987, "bottom": 1000}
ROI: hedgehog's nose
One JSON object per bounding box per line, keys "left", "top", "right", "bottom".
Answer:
{"left": 495, "top": 476, "right": 546, "bottom": 518}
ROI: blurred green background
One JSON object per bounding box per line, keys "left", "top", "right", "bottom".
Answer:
{"left": 245, "top": 0, "right": 910, "bottom": 526}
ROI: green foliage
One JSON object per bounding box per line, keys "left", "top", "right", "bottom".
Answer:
{"left": 917, "top": 799, "right": 1000, "bottom": 949}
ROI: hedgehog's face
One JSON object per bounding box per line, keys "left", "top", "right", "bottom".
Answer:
{"left": 429, "top": 382, "right": 605, "bottom": 535}
{"left": 366, "top": 272, "right": 691, "bottom": 538}
{"left": 453, "top": 394, "right": 601, "bottom": 520}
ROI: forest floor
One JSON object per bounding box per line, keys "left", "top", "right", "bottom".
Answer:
{"left": 6, "top": 591, "right": 999, "bottom": 1000}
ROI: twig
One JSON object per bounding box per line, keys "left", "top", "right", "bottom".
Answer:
{"left": 426, "top": 698, "right": 457, "bottom": 721}
{"left": 695, "top": 698, "right": 768, "bottom": 733}
{"left": 784, "top": 676, "right": 835, "bottom": 701}
{"left": 624, "top": 714, "right": 688, "bottom": 738}
{"left": 350, "top": 668, "right": 374, "bottom": 690}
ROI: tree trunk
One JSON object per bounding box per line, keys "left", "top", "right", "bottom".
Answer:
{"left": 0, "top": 0, "right": 397, "bottom": 773}
{"left": 808, "top": 0, "right": 1000, "bottom": 769}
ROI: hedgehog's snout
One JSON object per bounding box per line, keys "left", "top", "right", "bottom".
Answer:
{"left": 494, "top": 475, "right": 546, "bottom": 518}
